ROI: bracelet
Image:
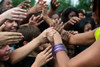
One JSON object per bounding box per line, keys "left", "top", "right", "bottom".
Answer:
{"left": 53, "top": 43, "right": 67, "bottom": 58}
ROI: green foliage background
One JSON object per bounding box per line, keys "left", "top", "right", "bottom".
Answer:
{"left": 12, "top": 0, "right": 92, "bottom": 12}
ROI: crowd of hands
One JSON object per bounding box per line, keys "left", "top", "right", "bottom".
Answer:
{"left": 0, "top": 0, "right": 82, "bottom": 67}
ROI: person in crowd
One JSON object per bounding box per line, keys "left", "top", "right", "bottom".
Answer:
{"left": 61, "top": 7, "right": 79, "bottom": 23}
{"left": 51, "top": 13, "right": 59, "bottom": 20}
{"left": 0, "top": 27, "right": 56, "bottom": 67}
{"left": 78, "top": 9, "right": 85, "bottom": 19}
{"left": 15, "top": 25, "right": 52, "bottom": 67}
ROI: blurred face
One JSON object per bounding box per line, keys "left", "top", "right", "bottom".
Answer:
{"left": 4, "top": 20, "right": 18, "bottom": 32}
{"left": 0, "top": 45, "right": 11, "bottom": 61}
{"left": 68, "top": 11, "right": 77, "bottom": 20}
{"left": 52, "top": 14, "right": 59, "bottom": 20}
{"left": 2, "top": 0, "right": 13, "bottom": 11}
{"left": 84, "top": 23, "right": 92, "bottom": 32}
{"left": 67, "top": 45, "right": 75, "bottom": 58}
{"left": 79, "top": 13, "right": 85, "bottom": 19}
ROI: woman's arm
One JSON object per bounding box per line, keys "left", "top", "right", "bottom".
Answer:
{"left": 68, "top": 29, "right": 96, "bottom": 45}
{"left": 53, "top": 31, "right": 100, "bottom": 67}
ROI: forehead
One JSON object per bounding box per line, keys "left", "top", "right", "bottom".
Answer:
{"left": 4, "top": 0, "right": 12, "bottom": 3}
{"left": 69, "top": 11, "right": 76, "bottom": 15}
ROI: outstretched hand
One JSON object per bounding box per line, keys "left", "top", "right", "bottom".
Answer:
{"left": 17, "top": 1, "right": 31, "bottom": 9}
{"left": 51, "top": 0, "right": 60, "bottom": 10}
{"left": 29, "top": 15, "right": 44, "bottom": 26}
{"left": 32, "top": 46, "right": 53, "bottom": 67}
{"left": 0, "top": 32, "right": 24, "bottom": 46}
{"left": 2, "top": 7, "right": 27, "bottom": 21}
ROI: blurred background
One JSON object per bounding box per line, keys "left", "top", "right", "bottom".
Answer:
{"left": 12, "top": 0, "right": 92, "bottom": 12}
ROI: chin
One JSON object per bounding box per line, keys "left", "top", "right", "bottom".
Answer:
{"left": 1, "top": 57, "right": 10, "bottom": 61}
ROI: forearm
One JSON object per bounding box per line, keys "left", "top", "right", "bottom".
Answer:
{"left": 43, "top": 15, "right": 53, "bottom": 26}
{"left": 56, "top": 51, "right": 69, "bottom": 67}
{"left": 9, "top": 37, "right": 40, "bottom": 64}
{"left": 54, "top": 34, "right": 69, "bottom": 67}
{"left": 47, "top": 8, "right": 55, "bottom": 18}
{"left": 68, "top": 31, "right": 95, "bottom": 45}
{"left": 31, "top": 62, "right": 40, "bottom": 67}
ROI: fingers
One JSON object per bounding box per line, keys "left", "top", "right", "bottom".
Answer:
{"left": 37, "top": 20, "right": 44, "bottom": 26}
{"left": 0, "top": 24, "right": 5, "bottom": 32}
{"left": 43, "top": 46, "right": 52, "bottom": 54}
{"left": 46, "top": 56, "right": 53, "bottom": 62}
{"left": 12, "top": 10, "right": 27, "bottom": 16}
{"left": 14, "top": 8, "right": 27, "bottom": 12}
{"left": 7, "top": 39, "right": 22, "bottom": 44}
{"left": 18, "top": 1, "right": 31, "bottom": 9}
{"left": 4, "top": 32, "right": 22, "bottom": 36}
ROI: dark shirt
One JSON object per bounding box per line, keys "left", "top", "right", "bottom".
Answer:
{"left": 11, "top": 57, "right": 47, "bottom": 67}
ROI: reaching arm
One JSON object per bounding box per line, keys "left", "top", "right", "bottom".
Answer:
{"left": 53, "top": 30, "right": 100, "bottom": 67}
{"left": 47, "top": 0, "right": 60, "bottom": 17}
{"left": 9, "top": 28, "right": 56, "bottom": 65}
{"left": 68, "top": 29, "right": 96, "bottom": 45}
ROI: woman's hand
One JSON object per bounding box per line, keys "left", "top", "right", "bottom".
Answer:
{"left": 2, "top": 7, "right": 27, "bottom": 21}
{"left": 32, "top": 46, "right": 53, "bottom": 67}
{"left": 0, "top": 32, "right": 24, "bottom": 46}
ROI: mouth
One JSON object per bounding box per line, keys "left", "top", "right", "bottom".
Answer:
{"left": 4, "top": 51, "right": 11, "bottom": 58}
{"left": 10, "top": 27, "right": 17, "bottom": 32}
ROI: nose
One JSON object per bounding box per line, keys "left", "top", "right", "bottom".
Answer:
{"left": 6, "top": 45, "right": 11, "bottom": 51}
{"left": 9, "top": 4, "right": 13, "bottom": 8}
{"left": 13, "top": 21, "right": 18, "bottom": 27}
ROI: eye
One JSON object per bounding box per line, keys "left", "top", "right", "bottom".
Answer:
{"left": 0, "top": 45, "right": 6, "bottom": 49}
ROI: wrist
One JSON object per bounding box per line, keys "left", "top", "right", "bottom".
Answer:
{"left": 36, "top": 35, "right": 47, "bottom": 45}
{"left": 31, "top": 62, "right": 40, "bottom": 67}
{"left": 53, "top": 43, "right": 67, "bottom": 58}
{"left": 43, "top": 15, "right": 49, "bottom": 20}
{"left": 50, "top": 8, "right": 56, "bottom": 12}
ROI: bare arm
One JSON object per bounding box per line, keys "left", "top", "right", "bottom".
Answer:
{"left": 54, "top": 31, "right": 100, "bottom": 67}
{"left": 47, "top": 0, "right": 60, "bottom": 17}
{"left": 9, "top": 37, "right": 41, "bottom": 64}
{"left": 9, "top": 28, "right": 56, "bottom": 65}
{"left": 68, "top": 29, "right": 96, "bottom": 45}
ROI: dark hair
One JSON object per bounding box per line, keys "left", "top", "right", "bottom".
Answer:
{"left": 85, "top": 12, "right": 93, "bottom": 18}
{"left": 61, "top": 7, "right": 79, "bottom": 23}
{"left": 17, "top": 25, "right": 41, "bottom": 47}
{"left": 0, "top": 0, "right": 4, "bottom": 14}
{"left": 78, "top": 9, "right": 85, "bottom": 15}
{"left": 74, "top": 18, "right": 95, "bottom": 33}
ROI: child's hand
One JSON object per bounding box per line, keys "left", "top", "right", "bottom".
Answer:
{"left": 50, "top": 0, "right": 60, "bottom": 11}
{"left": 29, "top": 15, "right": 44, "bottom": 26}
{"left": 32, "top": 46, "right": 53, "bottom": 67}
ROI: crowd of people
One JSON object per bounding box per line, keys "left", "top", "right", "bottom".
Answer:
{"left": 0, "top": 0, "right": 100, "bottom": 67}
